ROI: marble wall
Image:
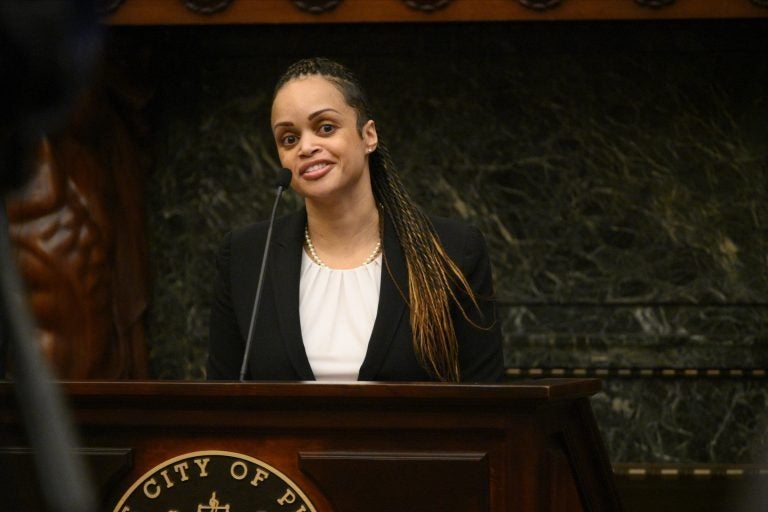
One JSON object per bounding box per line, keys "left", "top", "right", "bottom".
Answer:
{"left": 134, "top": 20, "right": 767, "bottom": 464}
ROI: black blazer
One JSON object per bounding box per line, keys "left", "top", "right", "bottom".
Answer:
{"left": 207, "top": 210, "right": 504, "bottom": 382}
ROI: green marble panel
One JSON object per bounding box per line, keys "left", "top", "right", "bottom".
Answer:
{"left": 591, "top": 379, "right": 768, "bottom": 464}
{"left": 500, "top": 305, "right": 768, "bottom": 368}
{"left": 131, "top": 20, "right": 768, "bottom": 463}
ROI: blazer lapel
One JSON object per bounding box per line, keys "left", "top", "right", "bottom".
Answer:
{"left": 357, "top": 213, "right": 409, "bottom": 380}
{"left": 270, "top": 210, "right": 316, "bottom": 380}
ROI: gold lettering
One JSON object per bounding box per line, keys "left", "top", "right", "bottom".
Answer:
{"left": 160, "top": 469, "right": 174, "bottom": 489}
{"left": 120, "top": 507, "right": 130, "bottom": 512}
{"left": 293, "top": 506, "right": 307, "bottom": 512}
{"left": 250, "top": 467, "right": 270, "bottom": 487}
{"left": 173, "top": 461, "right": 190, "bottom": 481}
{"left": 277, "top": 488, "right": 296, "bottom": 505}
{"left": 143, "top": 477, "right": 161, "bottom": 499}
{"left": 230, "top": 460, "right": 248, "bottom": 480}
{"left": 194, "top": 457, "right": 210, "bottom": 477}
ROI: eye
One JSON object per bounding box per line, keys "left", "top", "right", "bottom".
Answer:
{"left": 318, "top": 123, "right": 336, "bottom": 136}
{"left": 279, "top": 133, "right": 298, "bottom": 147}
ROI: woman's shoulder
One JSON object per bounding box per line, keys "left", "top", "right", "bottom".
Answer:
{"left": 229, "top": 209, "right": 305, "bottom": 246}
{"left": 428, "top": 215, "right": 484, "bottom": 245}
{"left": 427, "top": 215, "right": 489, "bottom": 270}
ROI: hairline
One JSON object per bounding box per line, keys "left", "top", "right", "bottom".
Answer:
{"left": 273, "top": 72, "right": 370, "bottom": 134}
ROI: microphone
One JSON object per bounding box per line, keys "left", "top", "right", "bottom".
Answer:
{"left": 239, "top": 168, "right": 292, "bottom": 381}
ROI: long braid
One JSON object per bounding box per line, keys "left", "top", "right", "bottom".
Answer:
{"left": 274, "top": 58, "right": 482, "bottom": 382}
{"left": 371, "top": 143, "right": 480, "bottom": 381}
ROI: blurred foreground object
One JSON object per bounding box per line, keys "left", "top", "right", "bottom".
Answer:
{"left": 1, "top": 0, "right": 102, "bottom": 193}
{"left": 1, "top": 1, "right": 102, "bottom": 511}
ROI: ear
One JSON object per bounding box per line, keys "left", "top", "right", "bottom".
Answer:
{"left": 362, "top": 119, "right": 378, "bottom": 152}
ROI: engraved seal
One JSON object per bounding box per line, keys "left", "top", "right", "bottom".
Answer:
{"left": 112, "top": 450, "right": 316, "bottom": 512}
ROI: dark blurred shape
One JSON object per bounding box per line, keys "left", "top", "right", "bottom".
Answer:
{"left": 1, "top": 2, "right": 102, "bottom": 511}
{"left": 0, "top": 0, "right": 102, "bottom": 193}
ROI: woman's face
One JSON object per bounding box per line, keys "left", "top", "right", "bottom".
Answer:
{"left": 271, "top": 75, "right": 377, "bottom": 205}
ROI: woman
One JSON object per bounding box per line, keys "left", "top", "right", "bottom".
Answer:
{"left": 207, "top": 58, "right": 503, "bottom": 382}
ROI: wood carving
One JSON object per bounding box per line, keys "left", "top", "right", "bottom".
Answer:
{"left": 403, "top": 0, "right": 454, "bottom": 12}
{"left": 183, "top": 0, "right": 235, "bottom": 15}
{"left": 292, "top": 0, "right": 343, "bottom": 14}
{"left": 103, "top": 0, "right": 768, "bottom": 23}
{"left": 634, "top": 0, "right": 675, "bottom": 8}
{"left": 5, "top": 67, "right": 150, "bottom": 379}
{"left": 518, "top": 0, "right": 562, "bottom": 10}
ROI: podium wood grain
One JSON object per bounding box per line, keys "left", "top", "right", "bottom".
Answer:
{"left": 0, "top": 380, "right": 622, "bottom": 511}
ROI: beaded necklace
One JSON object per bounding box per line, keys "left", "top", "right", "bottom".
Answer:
{"left": 304, "top": 225, "right": 381, "bottom": 268}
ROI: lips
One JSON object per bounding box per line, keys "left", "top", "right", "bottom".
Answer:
{"left": 299, "top": 161, "right": 334, "bottom": 180}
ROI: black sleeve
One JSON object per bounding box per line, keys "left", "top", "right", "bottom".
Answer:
{"left": 454, "top": 224, "right": 505, "bottom": 383}
{"left": 206, "top": 232, "right": 246, "bottom": 380}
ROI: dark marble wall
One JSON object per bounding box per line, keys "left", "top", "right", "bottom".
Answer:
{"left": 132, "top": 20, "right": 768, "bottom": 464}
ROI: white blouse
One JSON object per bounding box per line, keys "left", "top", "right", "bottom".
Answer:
{"left": 299, "top": 250, "right": 382, "bottom": 381}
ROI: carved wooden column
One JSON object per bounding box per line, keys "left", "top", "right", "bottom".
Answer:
{"left": 5, "top": 57, "right": 151, "bottom": 379}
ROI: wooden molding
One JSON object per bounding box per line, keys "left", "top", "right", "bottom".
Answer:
{"left": 291, "top": 0, "right": 343, "bottom": 14}
{"left": 402, "top": 0, "right": 454, "bottom": 12}
{"left": 104, "top": 0, "right": 768, "bottom": 25}
{"left": 634, "top": 0, "right": 676, "bottom": 8}
{"left": 518, "top": 0, "right": 562, "bottom": 11}
{"left": 182, "top": 0, "right": 235, "bottom": 15}
{"left": 506, "top": 367, "right": 768, "bottom": 380}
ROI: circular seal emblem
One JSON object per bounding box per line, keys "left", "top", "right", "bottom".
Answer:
{"left": 112, "top": 450, "right": 316, "bottom": 512}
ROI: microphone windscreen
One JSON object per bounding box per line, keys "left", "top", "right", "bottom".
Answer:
{"left": 274, "top": 168, "right": 292, "bottom": 188}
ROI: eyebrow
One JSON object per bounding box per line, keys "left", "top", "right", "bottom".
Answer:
{"left": 272, "top": 108, "right": 342, "bottom": 131}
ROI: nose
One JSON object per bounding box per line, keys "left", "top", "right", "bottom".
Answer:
{"left": 297, "top": 133, "right": 319, "bottom": 157}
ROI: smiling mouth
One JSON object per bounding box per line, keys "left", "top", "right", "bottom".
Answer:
{"left": 301, "top": 162, "right": 333, "bottom": 178}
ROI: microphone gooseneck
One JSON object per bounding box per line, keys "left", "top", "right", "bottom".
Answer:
{"left": 274, "top": 167, "right": 292, "bottom": 188}
{"left": 239, "top": 168, "right": 292, "bottom": 381}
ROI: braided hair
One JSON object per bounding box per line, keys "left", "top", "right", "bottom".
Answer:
{"left": 273, "top": 58, "right": 482, "bottom": 382}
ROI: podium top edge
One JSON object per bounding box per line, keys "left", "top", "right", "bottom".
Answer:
{"left": 1, "top": 378, "right": 601, "bottom": 404}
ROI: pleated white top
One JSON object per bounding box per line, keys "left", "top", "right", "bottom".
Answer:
{"left": 299, "top": 250, "right": 382, "bottom": 381}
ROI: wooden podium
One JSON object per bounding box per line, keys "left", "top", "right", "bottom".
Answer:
{"left": 0, "top": 379, "right": 622, "bottom": 511}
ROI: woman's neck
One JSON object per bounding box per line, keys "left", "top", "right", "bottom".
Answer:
{"left": 304, "top": 195, "right": 381, "bottom": 269}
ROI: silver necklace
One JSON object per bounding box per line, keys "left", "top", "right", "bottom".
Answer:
{"left": 304, "top": 225, "right": 381, "bottom": 268}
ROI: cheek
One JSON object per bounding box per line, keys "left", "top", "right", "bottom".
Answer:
{"left": 277, "top": 149, "right": 292, "bottom": 166}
